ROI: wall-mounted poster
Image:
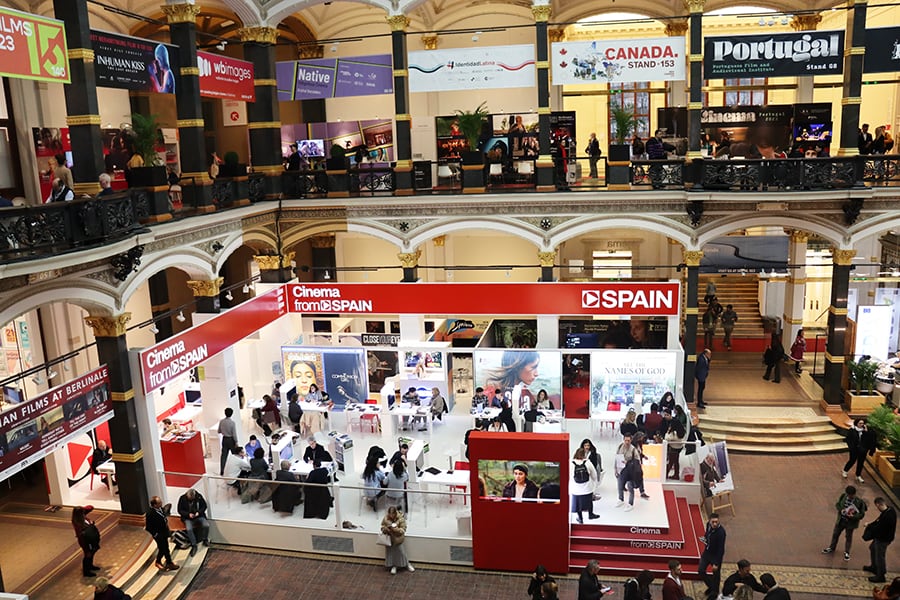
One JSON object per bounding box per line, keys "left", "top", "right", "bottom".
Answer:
{"left": 275, "top": 54, "right": 393, "bottom": 101}
{"left": 408, "top": 45, "right": 535, "bottom": 93}
{"left": 367, "top": 350, "right": 398, "bottom": 392}
{"left": 588, "top": 350, "right": 678, "bottom": 412}
{"left": 197, "top": 51, "right": 255, "bottom": 102}
{"left": 552, "top": 37, "right": 686, "bottom": 84}
{"left": 698, "top": 441, "right": 734, "bottom": 497}
{"left": 281, "top": 346, "right": 368, "bottom": 409}
{"left": 704, "top": 31, "right": 843, "bottom": 78}
{"left": 90, "top": 29, "right": 179, "bottom": 93}
{"left": 0, "top": 7, "right": 69, "bottom": 84}
{"left": 474, "top": 350, "right": 561, "bottom": 413}
{"left": 560, "top": 318, "right": 668, "bottom": 350}
{"left": 32, "top": 126, "right": 71, "bottom": 201}
{"left": 700, "top": 235, "right": 789, "bottom": 274}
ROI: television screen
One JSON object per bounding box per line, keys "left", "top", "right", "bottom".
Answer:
{"left": 185, "top": 389, "right": 202, "bottom": 404}
{"left": 477, "top": 460, "right": 560, "bottom": 503}
{"left": 279, "top": 443, "right": 293, "bottom": 461}
{"left": 565, "top": 333, "right": 600, "bottom": 349}
{"left": 298, "top": 139, "right": 325, "bottom": 158}
{"left": 3, "top": 386, "right": 23, "bottom": 405}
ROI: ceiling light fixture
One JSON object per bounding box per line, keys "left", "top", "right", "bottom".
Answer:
{"left": 32, "top": 375, "right": 44, "bottom": 385}
{"left": 150, "top": 324, "right": 160, "bottom": 334}
{"left": 46, "top": 369, "right": 58, "bottom": 381}
{"left": 323, "top": 270, "right": 332, "bottom": 280}
{"left": 242, "top": 284, "right": 250, "bottom": 294}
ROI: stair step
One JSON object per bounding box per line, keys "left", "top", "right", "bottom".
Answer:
{"left": 724, "top": 441, "right": 846, "bottom": 453}
{"left": 704, "top": 433, "right": 842, "bottom": 445}
{"left": 700, "top": 424, "right": 837, "bottom": 435}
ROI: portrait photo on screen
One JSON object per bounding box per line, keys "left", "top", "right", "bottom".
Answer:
{"left": 474, "top": 350, "right": 561, "bottom": 413}
{"left": 281, "top": 349, "right": 325, "bottom": 398}
{"left": 477, "top": 460, "right": 560, "bottom": 503}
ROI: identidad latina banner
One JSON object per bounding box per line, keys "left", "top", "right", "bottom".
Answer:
{"left": 704, "top": 30, "right": 844, "bottom": 78}
{"left": 275, "top": 54, "right": 393, "bottom": 101}
{"left": 0, "top": 7, "right": 69, "bottom": 83}
{"left": 197, "top": 51, "right": 255, "bottom": 102}
{"left": 91, "top": 29, "right": 179, "bottom": 93}
{"left": 408, "top": 45, "right": 535, "bottom": 93}
{"left": 551, "top": 37, "right": 685, "bottom": 84}
{"left": 0, "top": 366, "right": 112, "bottom": 482}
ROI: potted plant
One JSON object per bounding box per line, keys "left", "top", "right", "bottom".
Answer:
{"left": 125, "top": 113, "right": 167, "bottom": 187}
{"left": 455, "top": 101, "right": 490, "bottom": 165}
{"left": 609, "top": 99, "right": 637, "bottom": 162}
{"left": 219, "top": 151, "right": 247, "bottom": 177}
{"left": 847, "top": 357, "right": 885, "bottom": 413}
{"left": 867, "top": 404, "right": 900, "bottom": 485}
{"left": 326, "top": 144, "right": 348, "bottom": 171}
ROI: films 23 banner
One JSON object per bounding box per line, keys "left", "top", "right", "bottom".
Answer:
{"left": 0, "top": 366, "right": 113, "bottom": 482}
{"left": 703, "top": 30, "right": 844, "bottom": 78}
{"left": 408, "top": 44, "right": 535, "bottom": 93}
{"left": 0, "top": 7, "right": 69, "bottom": 83}
{"left": 551, "top": 37, "right": 685, "bottom": 84}
{"left": 275, "top": 54, "right": 393, "bottom": 101}
{"left": 91, "top": 29, "right": 179, "bottom": 93}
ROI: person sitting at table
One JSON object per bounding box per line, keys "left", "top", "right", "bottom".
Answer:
{"left": 490, "top": 389, "right": 504, "bottom": 409}
{"left": 248, "top": 447, "right": 270, "bottom": 480}
{"left": 534, "top": 389, "right": 553, "bottom": 410}
{"left": 402, "top": 387, "right": 419, "bottom": 404}
{"left": 260, "top": 394, "right": 281, "bottom": 436}
{"left": 488, "top": 417, "right": 506, "bottom": 432}
{"left": 305, "top": 383, "right": 323, "bottom": 403}
{"left": 244, "top": 435, "right": 263, "bottom": 458}
{"left": 303, "top": 459, "right": 332, "bottom": 519}
{"left": 241, "top": 446, "right": 274, "bottom": 504}
{"left": 92, "top": 440, "right": 114, "bottom": 486}
{"left": 160, "top": 418, "right": 181, "bottom": 437}
{"left": 501, "top": 464, "right": 539, "bottom": 501}
{"left": 523, "top": 398, "right": 541, "bottom": 432}
{"left": 472, "top": 387, "right": 489, "bottom": 409}
{"left": 272, "top": 460, "right": 302, "bottom": 514}
{"left": 303, "top": 437, "right": 333, "bottom": 464}
{"left": 384, "top": 457, "right": 409, "bottom": 513}
{"left": 389, "top": 443, "right": 409, "bottom": 467}
{"left": 363, "top": 454, "right": 388, "bottom": 511}
{"left": 499, "top": 398, "right": 517, "bottom": 432}
{"left": 223, "top": 446, "right": 251, "bottom": 493}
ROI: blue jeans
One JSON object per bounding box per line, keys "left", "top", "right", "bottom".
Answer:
{"left": 617, "top": 472, "right": 635, "bottom": 505}
{"left": 184, "top": 517, "right": 209, "bottom": 547}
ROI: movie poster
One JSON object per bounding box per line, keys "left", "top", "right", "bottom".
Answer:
{"left": 474, "top": 350, "right": 561, "bottom": 413}
{"left": 91, "top": 30, "right": 179, "bottom": 93}
{"left": 588, "top": 350, "right": 678, "bottom": 412}
{"left": 32, "top": 126, "right": 71, "bottom": 201}
{"left": 281, "top": 346, "right": 368, "bottom": 409}
{"left": 698, "top": 441, "right": 734, "bottom": 496}
{"left": 560, "top": 318, "right": 668, "bottom": 350}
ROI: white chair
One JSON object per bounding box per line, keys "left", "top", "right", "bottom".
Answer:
{"left": 516, "top": 161, "right": 534, "bottom": 181}
{"left": 489, "top": 163, "right": 503, "bottom": 185}
{"left": 437, "top": 164, "right": 456, "bottom": 186}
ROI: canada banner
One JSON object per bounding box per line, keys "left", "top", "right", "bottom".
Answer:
{"left": 551, "top": 37, "right": 686, "bottom": 84}
{"left": 197, "top": 51, "right": 255, "bottom": 102}
{"left": 0, "top": 365, "right": 112, "bottom": 482}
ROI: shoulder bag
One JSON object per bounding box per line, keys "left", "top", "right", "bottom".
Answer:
{"left": 376, "top": 532, "right": 392, "bottom": 546}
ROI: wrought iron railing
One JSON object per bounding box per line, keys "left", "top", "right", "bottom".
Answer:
{"left": 696, "top": 156, "right": 862, "bottom": 192}
{"left": 282, "top": 170, "right": 329, "bottom": 198}
{"left": 631, "top": 160, "right": 686, "bottom": 189}
{"left": 351, "top": 166, "right": 395, "bottom": 196}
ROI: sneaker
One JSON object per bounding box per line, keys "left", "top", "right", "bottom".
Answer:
{"left": 407, "top": 564, "right": 415, "bottom": 572}
{"left": 615, "top": 500, "right": 625, "bottom": 507}
{"left": 822, "top": 547, "right": 833, "bottom": 554}
{"left": 844, "top": 552, "right": 851, "bottom": 561}
{"left": 841, "top": 471, "right": 848, "bottom": 478}
{"left": 857, "top": 476, "right": 865, "bottom": 484}
{"left": 624, "top": 504, "right": 634, "bottom": 512}
{"left": 390, "top": 567, "right": 397, "bottom": 575}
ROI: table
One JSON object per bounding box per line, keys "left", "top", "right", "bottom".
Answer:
{"left": 289, "top": 460, "right": 334, "bottom": 479}
{"left": 169, "top": 405, "right": 202, "bottom": 429}
{"left": 418, "top": 469, "right": 471, "bottom": 506}
{"left": 470, "top": 407, "right": 500, "bottom": 428}
{"left": 390, "top": 404, "right": 432, "bottom": 435}
{"left": 532, "top": 422, "right": 563, "bottom": 434}
{"left": 95, "top": 460, "right": 116, "bottom": 494}
{"left": 247, "top": 398, "right": 265, "bottom": 410}
{"left": 160, "top": 431, "right": 205, "bottom": 487}
{"left": 344, "top": 403, "right": 383, "bottom": 433}
{"left": 590, "top": 409, "right": 626, "bottom": 436}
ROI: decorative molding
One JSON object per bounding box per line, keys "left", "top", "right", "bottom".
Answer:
{"left": 548, "top": 28, "right": 566, "bottom": 43}
{"left": 253, "top": 252, "right": 295, "bottom": 270}
{"left": 531, "top": 5, "right": 552, "bottom": 22}
{"left": 110, "top": 245, "right": 145, "bottom": 281}
{"left": 111, "top": 389, "right": 134, "bottom": 402}
{"left": 66, "top": 114, "right": 102, "bottom": 126}
{"left": 239, "top": 26, "right": 278, "bottom": 45}
{"left": 432, "top": 235, "right": 445, "bottom": 247}
{"left": 177, "top": 118, "right": 205, "bottom": 128}
{"left": 386, "top": 15, "right": 410, "bottom": 31}
{"left": 186, "top": 277, "right": 224, "bottom": 297}
{"left": 685, "top": 307, "right": 699, "bottom": 315}
{"left": 824, "top": 351, "right": 845, "bottom": 364}
{"left": 398, "top": 249, "right": 422, "bottom": 268}
{"left": 688, "top": 101, "right": 703, "bottom": 110}
{"left": 665, "top": 19, "right": 689, "bottom": 37}
{"left": 310, "top": 234, "right": 336, "bottom": 249}
{"left": 832, "top": 248, "right": 857, "bottom": 265}
{"left": 841, "top": 96, "right": 862, "bottom": 105}
{"left": 297, "top": 44, "right": 325, "bottom": 59}
{"left": 254, "top": 78, "right": 277, "bottom": 87}
{"left": 247, "top": 121, "right": 281, "bottom": 129}
{"left": 67, "top": 48, "right": 94, "bottom": 62}
{"left": 180, "top": 66, "right": 200, "bottom": 76}
{"left": 828, "top": 306, "right": 849, "bottom": 315}
{"left": 790, "top": 13, "right": 822, "bottom": 31}
{"left": 111, "top": 449, "right": 144, "bottom": 463}
{"left": 536, "top": 60, "right": 550, "bottom": 69}
{"left": 422, "top": 34, "right": 438, "bottom": 50}
{"left": 395, "top": 113, "right": 412, "bottom": 121}
{"left": 84, "top": 313, "right": 131, "bottom": 338}
{"left": 785, "top": 229, "right": 810, "bottom": 244}
{"left": 161, "top": 3, "right": 200, "bottom": 24}
{"left": 682, "top": 250, "right": 704, "bottom": 266}
{"left": 683, "top": 0, "right": 706, "bottom": 13}
{"left": 392, "top": 69, "right": 408, "bottom": 77}
{"left": 538, "top": 251, "right": 557, "bottom": 267}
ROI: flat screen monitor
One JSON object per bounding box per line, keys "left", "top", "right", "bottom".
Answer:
{"left": 565, "top": 333, "right": 600, "bottom": 349}
{"left": 279, "top": 443, "right": 293, "bottom": 461}
{"left": 185, "top": 389, "right": 202, "bottom": 404}
{"left": 3, "top": 386, "right": 23, "bottom": 404}
{"left": 298, "top": 139, "right": 325, "bottom": 158}
{"left": 477, "top": 459, "right": 561, "bottom": 503}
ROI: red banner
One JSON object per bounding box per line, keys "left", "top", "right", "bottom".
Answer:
{"left": 0, "top": 365, "right": 112, "bottom": 481}
{"left": 0, "top": 8, "right": 69, "bottom": 84}
{"left": 198, "top": 51, "right": 255, "bottom": 102}
{"left": 285, "top": 282, "right": 681, "bottom": 317}
{"left": 140, "top": 287, "right": 286, "bottom": 394}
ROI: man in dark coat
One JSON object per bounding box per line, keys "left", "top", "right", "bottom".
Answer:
{"left": 176, "top": 488, "right": 209, "bottom": 556}
{"left": 695, "top": 348, "right": 711, "bottom": 409}
{"left": 865, "top": 497, "right": 897, "bottom": 583}
{"left": 303, "top": 460, "right": 332, "bottom": 519}
{"left": 272, "top": 460, "right": 302, "bottom": 514}
{"left": 577, "top": 559, "right": 610, "bottom": 600}
{"left": 761, "top": 573, "right": 790, "bottom": 600}
{"left": 698, "top": 512, "right": 726, "bottom": 600}
{"left": 145, "top": 496, "right": 178, "bottom": 571}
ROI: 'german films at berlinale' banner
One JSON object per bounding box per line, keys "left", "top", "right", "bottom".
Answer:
{"left": 197, "top": 51, "right": 255, "bottom": 102}
{"left": 275, "top": 54, "right": 393, "bottom": 101}
{"left": 90, "top": 29, "right": 179, "bottom": 93}
{"left": 0, "top": 7, "right": 69, "bottom": 84}
{"left": 0, "top": 365, "right": 113, "bottom": 482}
{"left": 704, "top": 30, "right": 844, "bottom": 78}
{"left": 551, "top": 37, "right": 686, "bottom": 84}
{"left": 408, "top": 45, "right": 535, "bottom": 93}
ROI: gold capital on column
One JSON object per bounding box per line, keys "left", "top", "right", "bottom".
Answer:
{"left": 253, "top": 252, "right": 295, "bottom": 270}
{"left": 832, "top": 248, "right": 857, "bottom": 265}
{"left": 297, "top": 44, "right": 325, "bottom": 59}
{"left": 310, "top": 234, "right": 336, "bottom": 249}
{"left": 785, "top": 229, "right": 810, "bottom": 244}
{"left": 186, "top": 277, "right": 224, "bottom": 297}
{"left": 665, "top": 19, "right": 689, "bottom": 36}
{"left": 548, "top": 28, "right": 566, "bottom": 43}
{"left": 238, "top": 26, "right": 279, "bottom": 45}
{"left": 538, "top": 251, "right": 557, "bottom": 268}
{"left": 682, "top": 250, "right": 704, "bottom": 266}
{"left": 422, "top": 35, "right": 438, "bottom": 50}
{"left": 790, "top": 13, "right": 822, "bottom": 31}
{"left": 433, "top": 235, "right": 445, "bottom": 247}
{"left": 85, "top": 314, "right": 132, "bottom": 338}
{"left": 398, "top": 249, "right": 422, "bottom": 268}
{"left": 386, "top": 15, "right": 410, "bottom": 31}
{"left": 532, "top": 5, "right": 552, "bottom": 22}
{"left": 161, "top": 4, "right": 201, "bottom": 24}
{"left": 682, "top": 0, "right": 706, "bottom": 13}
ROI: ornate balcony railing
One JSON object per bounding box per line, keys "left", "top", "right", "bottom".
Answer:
{"left": 350, "top": 166, "right": 395, "bottom": 196}
{"left": 696, "top": 156, "right": 862, "bottom": 192}
{"left": 282, "top": 170, "right": 329, "bottom": 198}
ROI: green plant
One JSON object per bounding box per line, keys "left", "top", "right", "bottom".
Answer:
{"left": 330, "top": 144, "right": 346, "bottom": 160}
{"left": 848, "top": 357, "right": 879, "bottom": 394}
{"left": 610, "top": 100, "right": 638, "bottom": 144}
{"left": 454, "top": 101, "right": 490, "bottom": 151}
{"left": 223, "top": 151, "right": 239, "bottom": 166}
{"left": 129, "top": 113, "right": 163, "bottom": 166}
{"left": 868, "top": 404, "right": 900, "bottom": 452}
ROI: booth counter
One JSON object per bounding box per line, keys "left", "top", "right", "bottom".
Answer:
{"left": 161, "top": 431, "right": 204, "bottom": 487}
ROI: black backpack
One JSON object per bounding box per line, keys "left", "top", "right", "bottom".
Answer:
{"left": 573, "top": 461, "right": 589, "bottom": 484}
{"left": 623, "top": 578, "right": 640, "bottom": 600}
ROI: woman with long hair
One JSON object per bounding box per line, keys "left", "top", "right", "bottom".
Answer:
{"left": 535, "top": 389, "right": 553, "bottom": 410}
{"left": 527, "top": 564, "right": 556, "bottom": 600}
{"left": 381, "top": 505, "right": 414, "bottom": 574}
{"left": 487, "top": 351, "right": 540, "bottom": 413}
{"left": 385, "top": 457, "right": 409, "bottom": 513}
{"left": 72, "top": 505, "right": 100, "bottom": 577}
{"left": 362, "top": 455, "right": 387, "bottom": 511}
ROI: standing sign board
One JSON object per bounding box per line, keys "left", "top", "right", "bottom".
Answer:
{"left": 551, "top": 37, "right": 686, "bottom": 84}
{"left": 0, "top": 366, "right": 112, "bottom": 482}
{"left": 703, "top": 31, "right": 844, "bottom": 78}
{"left": 0, "top": 8, "right": 69, "bottom": 83}
{"left": 91, "top": 29, "right": 179, "bottom": 93}
{"left": 408, "top": 45, "right": 535, "bottom": 92}
{"left": 198, "top": 51, "right": 255, "bottom": 102}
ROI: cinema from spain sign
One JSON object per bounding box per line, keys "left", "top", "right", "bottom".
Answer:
{"left": 551, "top": 37, "right": 686, "bottom": 84}
{"left": 0, "top": 7, "right": 69, "bottom": 84}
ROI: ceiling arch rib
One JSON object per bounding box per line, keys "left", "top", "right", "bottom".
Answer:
{"left": 264, "top": 0, "right": 393, "bottom": 33}
{"left": 0, "top": 285, "right": 117, "bottom": 331}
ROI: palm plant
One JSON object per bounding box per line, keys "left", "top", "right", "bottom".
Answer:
{"left": 454, "top": 102, "right": 490, "bottom": 151}
{"left": 128, "top": 113, "right": 163, "bottom": 166}
{"left": 610, "top": 101, "right": 638, "bottom": 144}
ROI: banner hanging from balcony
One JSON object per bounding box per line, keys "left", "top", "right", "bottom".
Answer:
{"left": 0, "top": 8, "right": 69, "bottom": 83}
{"left": 90, "top": 29, "right": 179, "bottom": 93}
{"left": 198, "top": 51, "right": 255, "bottom": 102}
{"left": 863, "top": 27, "right": 900, "bottom": 74}
{"left": 408, "top": 44, "right": 535, "bottom": 92}
{"left": 551, "top": 37, "right": 685, "bottom": 84}
{"left": 275, "top": 54, "right": 393, "bottom": 101}
{"left": 703, "top": 30, "right": 844, "bottom": 78}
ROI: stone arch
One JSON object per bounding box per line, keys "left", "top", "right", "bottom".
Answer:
{"left": 0, "top": 284, "right": 117, "bottom": 328}
{"left": 548, "top": 215, "right": 694, "bottom": 250}
{"left": 213, "top": 232, "right": 250, "bottom": 274}
{"left": 118, "top": 252, "right": 216, "bottom": 311}
{"left": 280, "top": 220, "right": 350, "bottom": 249}
{"left": 345, "top": 222, "right": 405, "bottom": 251}
{"left": 264, "top": 0, "right": 392, "bottom": 30}
{"left": 848, "top": 215, "right": 900, "bottom": 249}
{"left": 696, "top": 214, "right": 845, "bottom": 248}
{"left": 404, "top": 217, "right": 545, "bottom": 252}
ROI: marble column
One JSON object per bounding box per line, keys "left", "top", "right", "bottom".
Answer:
{"left": 399, "top": 249, "right": 422, "bottom": 283}
{"left": 387, "top": 14, "right": 414, "bottom": 195}
{"left": 791, "top": 14, "right": 823, "bottom": 104}
{"left": 823, "top": 248, "right": 855, "bottom": 405}
{"left": 241, "top": 26, "right": 283, "bottom": 200}
{"left": 838, "top": 0, "right": 868, "bottom": 157}
{"left": 539, "top": 250, "right": 557, "bottom": 282}
{"left": 532, "top": 3, "right": 555, "bottom": 191}
{"left": 783, "top": 230, "right": 810, "bottom": 343}
{"left": 665, "top": 19, "right": 689, "bottom": 109}
{"left": 682, "top": 250, "right": 702, "bottom": 402}
{"left": 83, "top": 314, "right": 150, "bottom": 515}
{"left": 684, "top": 0, "right": 705, "bottom": 159}
{"left": 186, "top": 277, "right": 223, "bottom": 314}
{"left": 253, "top": 252, "right": 295, "bottom": 284}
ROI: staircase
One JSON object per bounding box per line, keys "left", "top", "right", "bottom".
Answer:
{"left": 113, "top": 535, "right": 206, "bottom": 599}
{"left": 569, "top": 490, "right": 706, "bottom": 579}
{"left": 696, "top": 275, "right": 767, "bottom": 350}
{"left": 699, "top": 407, "right": 846, "bottom": 453}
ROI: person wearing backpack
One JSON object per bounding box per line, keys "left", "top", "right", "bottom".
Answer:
{"left": 572, "top": 447, "right": 599, "bottom": 523}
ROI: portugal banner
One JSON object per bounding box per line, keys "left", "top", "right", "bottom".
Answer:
{"left": 704, "top": 31, "right": 844, "bottom": 78}
{"left": 0, "top": 7, "right": 69, "bottom": 83}
{"left": 551, "top": 37, "right": 685, "bottom": 84}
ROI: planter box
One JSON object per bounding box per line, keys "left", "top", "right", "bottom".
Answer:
{"left": 847, "top": 390, "right": 885, "bottom": 413}
{"left": 876, "top": 452, "right": 900, "bottom": 487}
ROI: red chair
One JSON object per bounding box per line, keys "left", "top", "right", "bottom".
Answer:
{"left": 88, "top": 456, "right": 95, "bottom": 490}
{"left": 607, "top": 402, "right": 621, "bottom": 411}
{"left": 450, "top": 460, "right": 469, "bottom": 505}
{"left": 361, "top": 398, "right": 381, "bottom": 433}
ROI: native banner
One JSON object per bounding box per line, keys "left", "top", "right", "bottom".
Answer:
{"left": 0, "top": 365, "right": 113, "bottom": 482}
{"left": 275, "top": 54, "right": 393, "bottom": 101}
{"left": 198, "top": 51, "right": 255, "bottom": 102}
{"left": 408, "top": 44, "right": 535, "bottom": 93}
{"left": 551, "top": 37, "right": 685, "bottom": 84}
{"left": 864, "top": 27, "right": 900, "bottom": 74}
{"left": 704, "top": 30, "right": 844, "bottom": 78}
{"left": 91, "top": 29, "right": 179, "bottom": 93}
{"left": 0, "top": 7, "right": 68, "bottom": 83}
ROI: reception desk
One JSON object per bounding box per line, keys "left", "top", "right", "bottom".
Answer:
{"left": 161, "top": 431, "right": 205, "bottom": 487}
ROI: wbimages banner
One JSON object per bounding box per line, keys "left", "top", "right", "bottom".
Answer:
{"left": 551, "top": 37, "right": 685, "bottom": 84}
{"left": 408, "top": 44, "right": 535, "bottom": 92}
{"left": 198, "top": 51, "right": 255, "bottom": 102}
{"left": 704, "top": 30, "right": 844, "bottom": 78}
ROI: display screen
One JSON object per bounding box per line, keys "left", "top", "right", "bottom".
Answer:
{"left": 473, "top": 350, "right": 561, "bottom": 413}
{"left": 477, "top": 460, "right": 560, "bottom": 503}
{"left": 298, "top": 139, "right": 324, "bottom": 157}
{"left": 184, "top": 389, "right": 202, "bottom": 404}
